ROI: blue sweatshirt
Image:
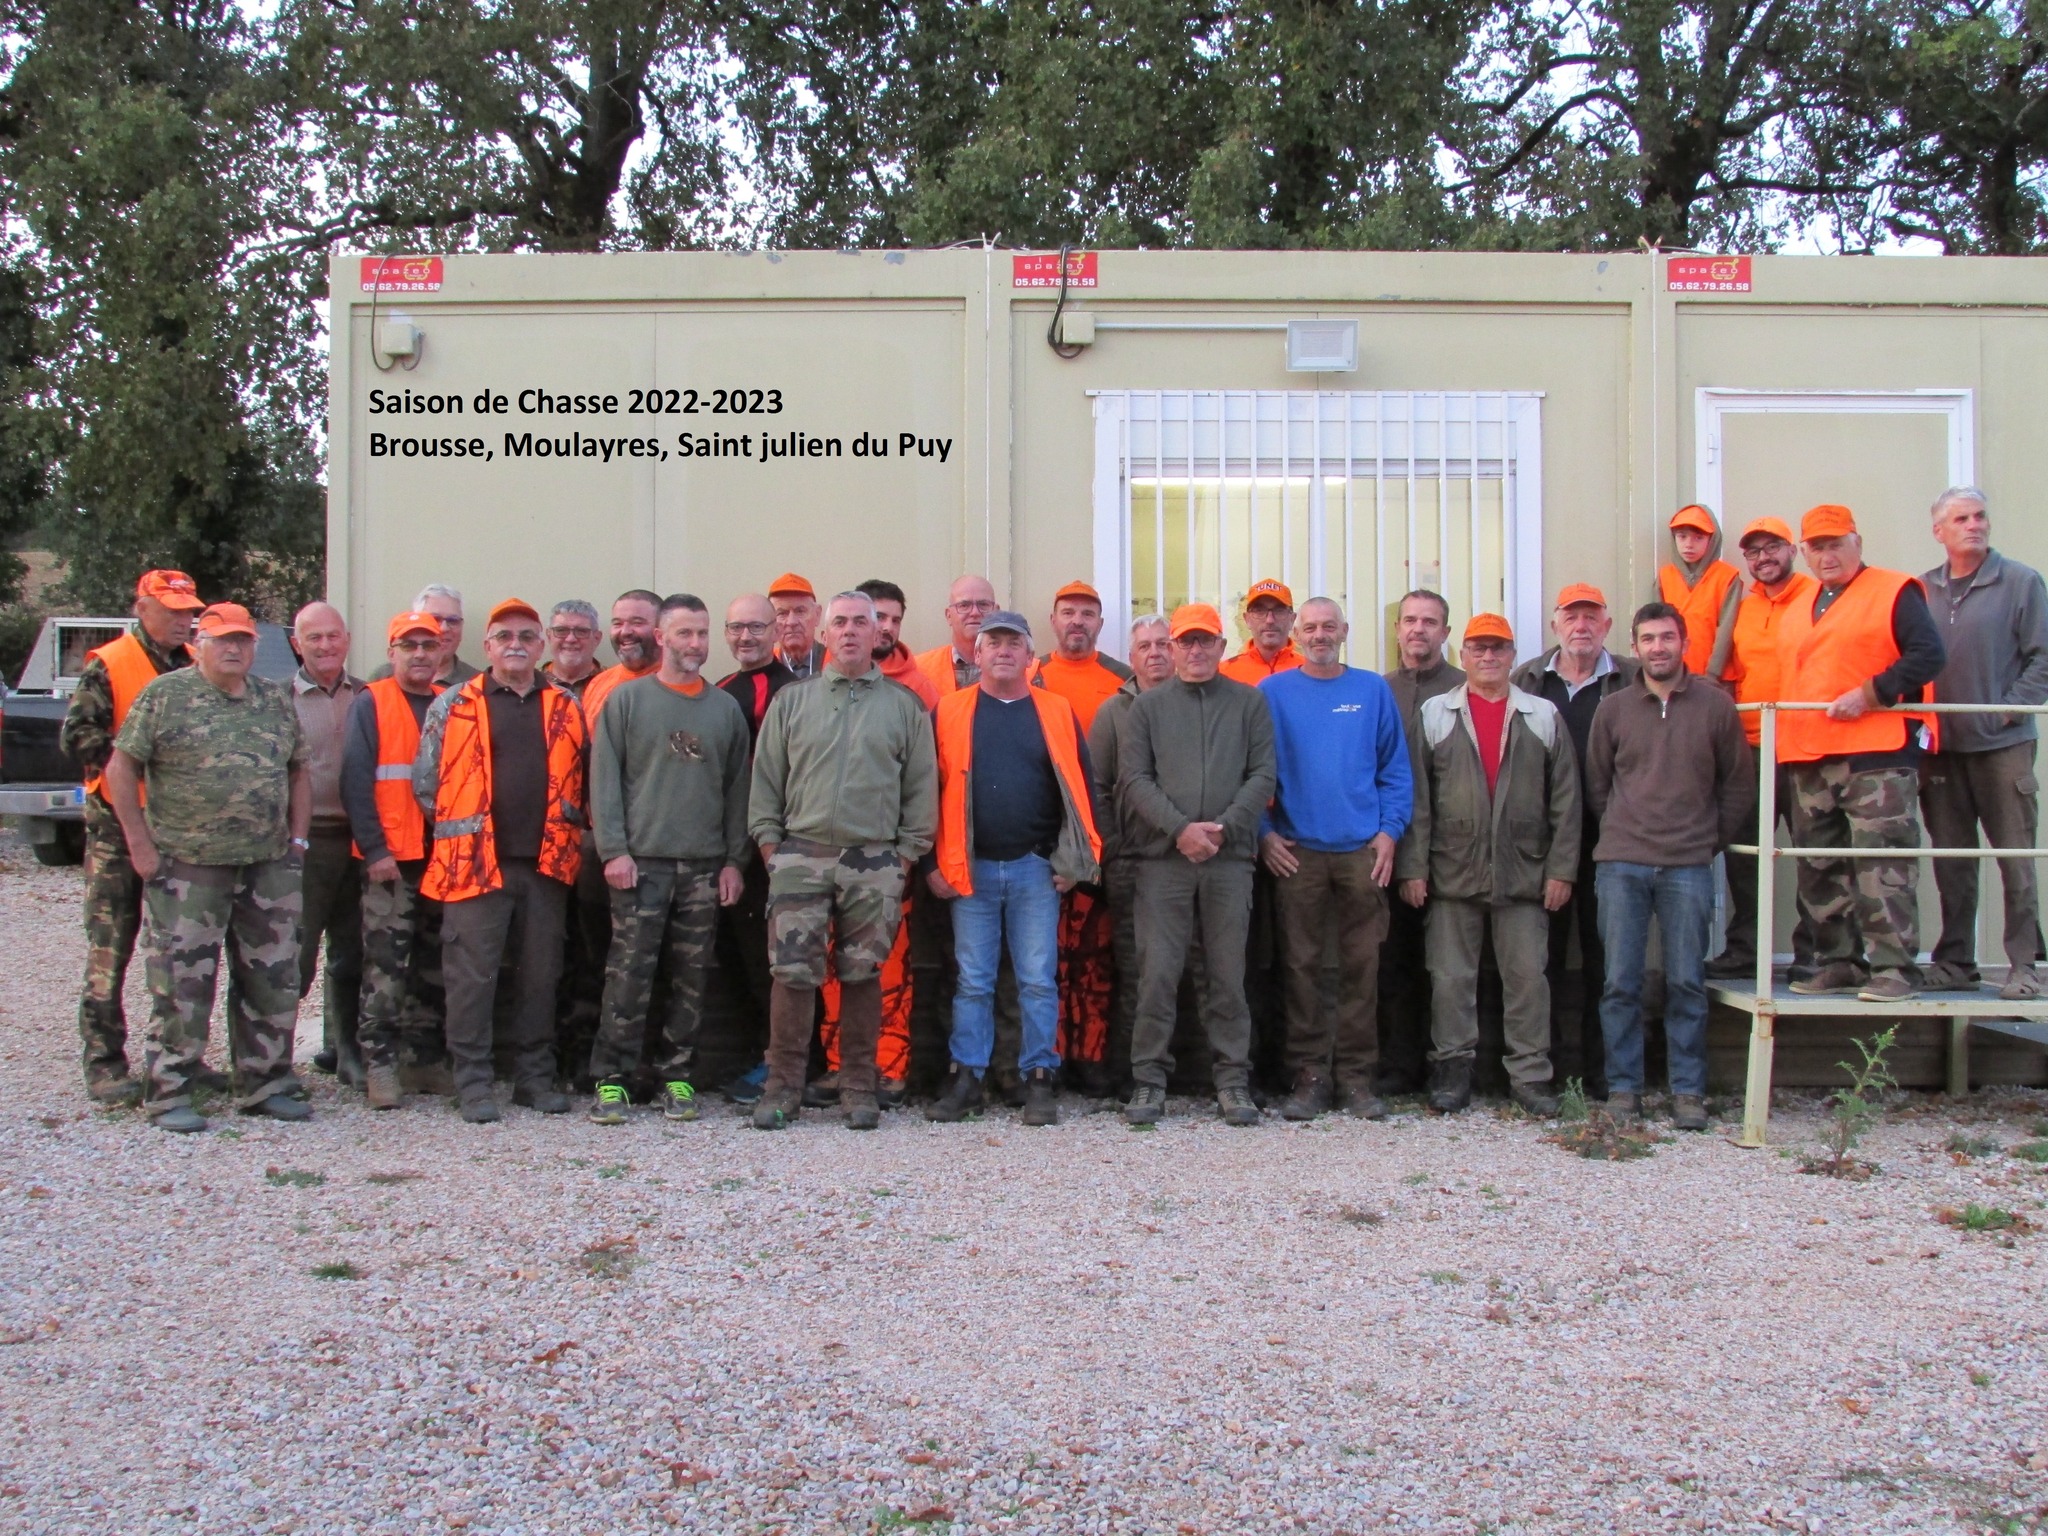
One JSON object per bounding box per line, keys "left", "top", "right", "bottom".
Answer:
{"left": 1259, "top": 666, "right": 1413, "bottom": 851}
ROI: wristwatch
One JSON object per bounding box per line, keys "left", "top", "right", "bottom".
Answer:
{"left": 289, "top": 837, "right": 311, "bottom": 853}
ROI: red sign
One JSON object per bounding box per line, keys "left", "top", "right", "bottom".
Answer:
{"left": 360, "top": 256, "right": 445, "bottom": 293}
{"left": 1013, "top": 251, "right": 1098, "bottom": 288}
{"left": 1667, "top": 255, "right": 1752, "bottom": 293}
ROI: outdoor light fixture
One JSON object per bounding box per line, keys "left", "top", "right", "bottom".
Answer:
{"left": 1286, "top": 319, "right": 1358, "bottom": 373}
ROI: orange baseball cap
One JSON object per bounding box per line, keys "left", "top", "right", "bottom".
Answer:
{"left": 1169, "top": 602, "right": 1225, "bottom": 639}
{"left": 195, "top": 602, "right": 258, "bottom": 639}
{"left": 1669, "top": 504, "right": 1718, "bottom": 535}
{"left": 487, "top": 597, "right": 542, "bottom": 628}
{"left": 136, "top": 569, "right": 205, "bottom": 611}
{"left": 388, "top": 610, "right": 443, "bottom": 644}
{"left": 1464, "top": 613, "right": 1515, "bottom": 645}
{"left": 1555, "top": 583, "right": 1607, "bottom": 610}
{"left": 1243, "top": 578, "right": 1294, "bottom": 610}
{"left": 767, "top": 572, "right": 816, "bottom": 599}
{"left": 1052, "top": 580, "right": 1102, "bottom": 605}
{"left": 1801, "top": 504, "right": 1857, "bottom": 540}
{"left": 1739, "top": 516, "right": 1796, "bottom": 548}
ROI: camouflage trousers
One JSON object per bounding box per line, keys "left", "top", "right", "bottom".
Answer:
{"left": 765, "top": 839, "right": 907, "bottom": 988}
{"left": 78, "top": 797, "right": 143, "bottom": 1085}
{"left": 141, "top": 855, "right": 304, "bottom": 1113}
{"left": 589, "top": 856, "right": 722, "bottom": 1082}
{"left": 1787, "top": 760, "right": 1923, "bottom": 976}
{"left": 357, "top": 859, "right": 448, "bottom": 1071}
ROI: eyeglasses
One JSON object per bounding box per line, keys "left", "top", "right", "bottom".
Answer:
{"left": 724, "top": 621, "right": 772, "bottom": 636}
{"left": 548, "top": 626, "right": 597, "bottom": 640}
{"left": 951, "top": 599, "right": 998, "bottom": 612}
{"left": 392, "top": 638, "right": 439, "bottom": 654}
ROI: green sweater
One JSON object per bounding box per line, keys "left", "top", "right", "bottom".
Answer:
{"left": 748, "top": 667, "right": 938, "bottom": 861}
{"left": 590, "top": 675, "right": 752, "bottom": 865}
{"left": 1116, "top": 673, "right": 1277, "bottom": 861}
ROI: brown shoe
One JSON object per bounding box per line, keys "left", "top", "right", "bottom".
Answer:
{"left": 842, "top": 1089, "right": 880, "bottom": 1131}
{"left": 751, "top": 1088, "right": 801, "bottom": 1130}
{"left": 1334, "top": 1086, "right": 1388, "bottom": 1120}
{"left": 365, "top": 1065, "right": 402, "bottom": 1110}
{"left": 1857, "top": 970, "right": 1916, "bottom": 1003}
{"left": 87, "top": 1075, "right": 142, "bottom": 1106}
{"left": 1605, "top": 1091, "right": 1641, "bottom": 1121}
{"left": 1279, "top": 1070, "right": 1331, "bottom": 1121}
{"left": 401, "top": 1060, "right": 457, "bottom": 1097}
{"left": 1788, "top": 961, "right": 1869, "bottom": 995}
{"left": 1670, "top": 1093, "right": 1709, "bottom": 1131}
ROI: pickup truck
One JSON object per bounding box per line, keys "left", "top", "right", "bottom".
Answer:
{"left": 0, "top": 615, "right": 299, "bottom": 865}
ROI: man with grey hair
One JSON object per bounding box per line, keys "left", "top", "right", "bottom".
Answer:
{"left": 1921, "top": 488, "right": 2048, "bottom": 999}
{"left": 370, "top": 583, "right": 479, "bottom": 686}
{"left": 542, "top": 599, "right": 603, "bottom": 699}
{"left": 289, "top": 601, "right": 368, "bottom": 1086}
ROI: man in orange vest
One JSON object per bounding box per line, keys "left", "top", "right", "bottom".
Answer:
{"left": 1220, "top": 579, "right": 1303, "bottom": 685}
{"left": 768, "top": 572, "right": 827, "bottom": 679}
{"left": 915, "top": 574, "right": 1000, "bottom": 697}
{"left": 414, "top": 598, "right": 590, "bottom": 1121}
{"left": 924, "top": 610, "right": 1100, "bottom": 1126}
{"left": 1028, "top": 580, "right": 1132, "bottom": 1094}
{"left": 1708, "top": 517, "right": 1820, "bottom": 981}
{"left": 59, "top": 568, "right": 203, "bottom": 1103}
{"left": 1779, "top": 504, "right": 1946, "bottom": 1002}
{"left": 1657, "top": 504, "right": 1743, "bottom": 681}
{"left": 341, "top": 611, "right": 452, "bottom": 1109}
{"left": 564, "top": 589, "right": 662, "bottom": 1082}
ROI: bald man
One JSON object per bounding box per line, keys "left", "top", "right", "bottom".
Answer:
{"left": 291, "top": 600, "right": 369, "bottom": 1086}
{"left": 917, "top": 575, "right": 1000, "bottom": 698}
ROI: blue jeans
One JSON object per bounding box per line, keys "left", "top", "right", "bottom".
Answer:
{"left": 1595, "top": 862, "right": 1714, "bottom": 1096}
{"left": 950, "top": 854, "right": 1062, "bottom": 1074}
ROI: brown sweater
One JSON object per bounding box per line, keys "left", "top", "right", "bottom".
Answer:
{"left": 1584, "top": 670, "right": 1754, "bottom": 867}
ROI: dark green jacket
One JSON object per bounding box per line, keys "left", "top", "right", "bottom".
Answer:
{"left": 1115, "top": 673, "right": 1277, "bottom": 862}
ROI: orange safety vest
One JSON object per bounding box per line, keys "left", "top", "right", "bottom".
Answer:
{"left": 82, "top": 631, "right": 170, "bottom": 804}
{"left": 933, "top": 687, "right": 1101, "bottom": 898}
{"left": 1727, "top": 573, "right": 1818, "bottom": 746}
{"left": 358, "top": 677, "right": 441, "bottom": 862}
{"left": 1029, "top": 651, "right": 1128, "bottom": 734}
{"left": 915, "top": 644, "right": 969, "bottom": 699}
{"left": 1776, "top": 566, "right": 1938, "bottom": 764}
{"left": 1657, "top": 560, "right": 1743, "bottom": 678}
{"left": 1219, "top": 641, "right": 1302, "bottom": 686}
{"left": 421, "top": 675, "right": 588, "bottom": 901}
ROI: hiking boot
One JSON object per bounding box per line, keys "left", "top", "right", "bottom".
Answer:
{"left": 842, "top": 1089, "right": 881, "bottom": 1131}
{"left": 1510, "top": 1081, "right": 1560, "bottom": 1118}
{"left": 1605, "top": 1091, "right": 1641, "bottom": 1121}
{"left": 154, "top": 1105, "right": 208, "bottom": 1134}
{"left": 1788, "top": 961, "right": 1868, "bottom": 995}
{"left": 878, "top": 1076, "right": 907, "bottom": 1110}
{"left": 1427, "top": 1057, "right": 1474, "bottom": 1115}
{"left": 1670, "top": 1094, "right": 1710, "bottom": 1131}
{"left": 722, "top": 1061, "right": 768, "bottom": 1105}
{"left": 1279, "top": 1070, "right": 1332, "bottom": 1122}
{"left": 311, "top": 1047, "right": 339, "bottom": 1075}
{"left": 1336, "top": 1086, "right": 1388, "bottom": 1121}
{"left": 1857, "top": 970, "right": 1916, "bottom": 1003}
{"left": 2001, "top": 964, "right": 2045, "bottom": 1001}
{"left": 660, "top": 1081, "right": 699, "bottom": 1122}
{"left": 1217, "top": 1084, "right": 1261, "bottom": 1126}
{"left": 801, "top": 1072, "right": 841, "bottom": 1108}
{"left": 1124, "top": 1083, "right": 1166, "bottom": 1125}
{"left": 588, "top": 1079, "right": 630, "bottom": 1125}
{"left": 334, "top": 1038, "right": 367, "bottom": 1091}
{"left": 1922, "top": 959, "right": 1982, "bottom": 991}
{"left": 402, "top": 1060, "right": 457, "bottom": 1097}
{"left": 514, "top": 1085, "right": 572, "bottom": 1114}
{"left": 366, "top": 1065, "right": 403, "bottom": 1111}
{"left": 750, "top": 1088, "right": 800, "bottom": 1130}
{"left": 244, "top": 1092, "right": 312, "bottom": 1122}
{"left": 86, "top": 1075, "right": 142, "bottom": 1107}
{"left": 459, "top": 1095, "right": 502, "bottom": 1124}
{"left": 1020, "top": 1069, "right": 1059, "bottom": 1127}
{"left": 1704, "top": 949, "right": 1756, "bottom": 980}
{"left": 925, "top": 1064, "right": 985, "bottom": 1123}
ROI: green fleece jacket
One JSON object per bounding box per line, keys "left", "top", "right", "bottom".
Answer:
{"left": 1115, "top": 673, "right": 1277, "bottom": 862}
{"left": 748, "top": 667, "right": 938, "bottom": 861}
{"left": 590, "top": 675, "right": 752, "bottom": 866}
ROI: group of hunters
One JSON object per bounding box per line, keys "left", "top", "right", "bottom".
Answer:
{"left": 56, "top": 486, "right": 2048, "bottom": 1135}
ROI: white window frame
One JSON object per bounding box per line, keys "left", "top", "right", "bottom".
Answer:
{"left": 1693, "top": 388, "right": 1976, "bottom": 520}
{"left": 1089, "top": 390, "right": 1546, "bottom": 663}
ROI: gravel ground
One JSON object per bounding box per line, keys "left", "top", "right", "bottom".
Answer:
{"left": 4, "top": 842, "right": 2048, "bottom": 1535}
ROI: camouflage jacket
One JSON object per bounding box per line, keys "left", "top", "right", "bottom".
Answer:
{"left": 59, "top": 628, "right": 191, "bottom": 782}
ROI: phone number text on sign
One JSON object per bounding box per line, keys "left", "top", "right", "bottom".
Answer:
{"left": 360, "top": 256, "right": 444, "bottom": 293}
{"left": 1013, "top": 252, "right": 1097, "bottom": 288}
{"left": 1666, "top": 255, "right": 1751, "bottom": 292}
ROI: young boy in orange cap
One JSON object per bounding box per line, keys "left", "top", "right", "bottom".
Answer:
{"left": 1657, "top": 505, "right": 1743, "bottom": 681}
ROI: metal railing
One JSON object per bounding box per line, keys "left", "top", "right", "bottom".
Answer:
{"left": 1724, "top": 700, "right": 2048, "bottom": 1148}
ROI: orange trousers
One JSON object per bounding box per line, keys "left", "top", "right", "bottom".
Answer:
{"left": 1058, "top": 886, "right": 1114, "bottom": 1064}
{"left": 819, "top": 900, "right": 913, "bottom": 1080}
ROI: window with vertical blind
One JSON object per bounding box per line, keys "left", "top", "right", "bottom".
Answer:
{"left": 1088, "top": 391, "right": 1545, "bottom": 666}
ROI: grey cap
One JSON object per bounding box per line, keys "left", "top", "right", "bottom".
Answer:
{"left": 978, "top": 609, "right": 1032, "bottom": 639}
